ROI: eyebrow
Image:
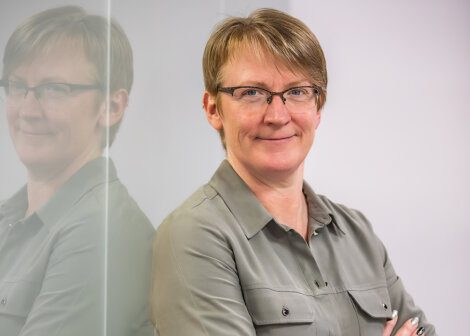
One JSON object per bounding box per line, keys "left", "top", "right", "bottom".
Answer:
{"left": 38, "top": 77, "right": 69, "bottom": 83}
{"left": 236, "top": 80, "right": 311, "bottom": 89}
{"left": 8, "top": 75, "right": 25, "bottom": 82}
{"left": 8, "top": 75, "right": 70, "bottom": 84}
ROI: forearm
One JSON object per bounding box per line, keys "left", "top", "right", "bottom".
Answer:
{"left": 387, "top": 276, "right": 437, "bottom": 336}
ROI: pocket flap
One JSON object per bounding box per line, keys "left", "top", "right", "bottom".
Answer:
{"left": 244, "top": 288, "right": 314, "bottom": 326}
{"left": 348, "top": 287, "right": 393, "bottom": 319}
{"left": 0, "top": 280, "right": 40, "bottom": 317}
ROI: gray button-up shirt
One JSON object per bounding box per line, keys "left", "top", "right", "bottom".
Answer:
{"left": 152, "top": 160, "right": 436, "bottom": 335}
{"left": 0, "top": 158, "right": 154, "bottom": 336}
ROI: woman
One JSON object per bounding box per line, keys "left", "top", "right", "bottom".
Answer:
{"left": 151, "top": 8, "right": 436, "bottom": 336}
{"left": 0, "top": 7, "right": 154, "bottom": 335}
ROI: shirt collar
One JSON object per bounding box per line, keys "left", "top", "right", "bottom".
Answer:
{"left": 209, "top": 160, "right": 272, "bottom": 239}
{"left": 36, "top": 157, "right": 117, "bottom": 230}
{"left": 0, "top": 185, "right": 28, "bottom": 223}
{"left": 209, "top": 160, "right": 344, "bottom": 239}
{"left": 303, "top": 182, "right": 345, "bottom": 236}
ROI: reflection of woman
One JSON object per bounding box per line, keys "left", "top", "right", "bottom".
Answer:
{"left": 152, "top": 8, "right": 436, "bottom": 336}
{"left": 0, "top": 7, "right": 154, "bottom": 336}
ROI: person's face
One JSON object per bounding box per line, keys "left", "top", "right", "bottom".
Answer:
{"left": 204, "top": 49, "right": 322, "bottom": 180}
{"left": 6, "top": 45, "right": 105, "bottom": 175}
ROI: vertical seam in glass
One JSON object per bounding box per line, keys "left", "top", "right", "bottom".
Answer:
{"left": 104, "top": 1, "right": 112, "bottom": 335}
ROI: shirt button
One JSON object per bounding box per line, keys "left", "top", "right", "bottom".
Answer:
{"left": 1, "top": 297, "right": 7, "bottom": 305}
{"left": 382, "top": 303, "right": 388, "bottom": 310}
{"left": 281, "top": 306, "right": 290, "bottom": 316}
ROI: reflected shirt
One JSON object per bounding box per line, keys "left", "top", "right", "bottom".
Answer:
{"left": 152, "top": 160, "right": 437, "bottom": 336}
{"left": 0, "top": 157, "right": 154, "bottom": 336}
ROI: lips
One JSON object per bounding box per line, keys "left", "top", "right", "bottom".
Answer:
{"left": 256, "top": 134, "right": 296, "bottom": 141}
{"left": 18, "top": 127, "right": 54, "bottom": 136}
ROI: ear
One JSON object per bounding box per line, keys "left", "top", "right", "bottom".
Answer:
{"left": 203, "top": 91, "right": 223, "bottom": 131}
{"left": 313, "top": 107, "right": 322, "bottom": 130}
{"left": 98, "top": 89, "right": 128, "bottom": 128}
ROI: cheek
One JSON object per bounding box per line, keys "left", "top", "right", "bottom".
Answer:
{"left": 294, "top": 113, "right": 317, "bottom": 133}
{"left": 221, "top": 116, "right": 245, "bottom": 140}
{"left": 68, "top": 103, "right": 101, "bottom": 131}
{"left": 313, "top": 111, "right": 321, "bottom": 129}
{"left": 6, "top": 106, "right": 18, "bottom": 126}
{"left": 236, "top": 114, "right": 261, "bottom": 136}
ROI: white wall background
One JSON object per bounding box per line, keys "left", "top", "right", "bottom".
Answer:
{"left": 1, "top": 0, "right": 468, "bottom": 334}
{"left": 290, "top": 1, "right": 470, "bottom": 334}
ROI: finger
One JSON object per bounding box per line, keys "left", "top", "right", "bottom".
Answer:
{"left": 395, "top": 316, "right": 420, "bottom": 336}
{"left": 382, "top": 310, "right": 398, "bottom": 336}
{"left": 416, "top": 326, "right": 426, "bottom": 335}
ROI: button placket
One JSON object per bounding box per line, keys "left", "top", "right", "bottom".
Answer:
{"left": 288, "top": 230, "right": 327, "bottom": 293}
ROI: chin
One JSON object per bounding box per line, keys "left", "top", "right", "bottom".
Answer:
{"left": 18, "top": 155, "right": 53, "bottom": 171}
{"left": 15, "top": 145, "right": 59, "bottom": 170}
{"left": 256, "top": 154, "right": 304, "bottom": 175}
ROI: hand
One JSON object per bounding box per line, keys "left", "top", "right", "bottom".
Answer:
{"left": 382, "top": 310, "right": 426, "bottom": 336}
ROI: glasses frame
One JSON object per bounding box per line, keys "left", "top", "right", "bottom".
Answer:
{"left": 217, "top": 85, "right": 321, "bottom": 105}
{"left": 0, "top": 79, "right": 102, "bottom": 101}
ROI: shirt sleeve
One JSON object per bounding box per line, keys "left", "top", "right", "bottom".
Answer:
{"left": 151, "top": 210, "right": 257, "bottom": 336}
{"left": 353, "top": 209, "right": 438, "bottom": 335}
{"left": 18, "top": 190, "right": 154, "bottom": 336}
{"left": 18, "top": 213, "right": 105, "bottom": 336}
{"left": 382, "top": 244, "right": 438, "bottom": 335}
{"left": 106, "top": 193, "right": 155, "bottom": 336}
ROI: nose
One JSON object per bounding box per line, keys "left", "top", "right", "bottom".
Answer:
{"left": 263, "top": 94, "right": 291, "bottom": 125}
{"left": 18, "top": 88, "right": 43, "bottom": 118}
{"left": 266, "top": 92, "right": 286, "bottom": 105}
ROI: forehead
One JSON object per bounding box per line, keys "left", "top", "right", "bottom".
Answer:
{"left": 220, "top": 45, "right": 308, "bottom": 86}
{"left": 9, "top": 41, "right": 96, "bottom": 83}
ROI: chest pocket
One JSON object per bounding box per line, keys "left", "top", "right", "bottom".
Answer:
{"left": 0, "top": 279, "right": 41, "bottom": 318}
{"left": 348, "top": 287, "right": 393, "bottom": 334}
{"left": 243, "top": 287, "right": 315, "bottom": 335}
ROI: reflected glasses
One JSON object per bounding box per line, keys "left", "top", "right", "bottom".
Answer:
{"left": 217, "top": 85, "right": 321, "bottom": 113}
{"left": 0, "top": 79, "right": 102, "bottom": 108}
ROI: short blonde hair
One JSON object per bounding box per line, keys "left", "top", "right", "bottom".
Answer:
{"left": 203, "top": 8, "right": 327, "bottom": 106}
{"left": 2, "top": 6, "right": 133, "bottom": 147}
{"left": 202, "top": 8, "right": 327, "bottom": 148}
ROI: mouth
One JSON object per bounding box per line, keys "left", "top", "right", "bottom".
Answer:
{"left": 256, "top": 134, "right": 296, "bottom": 141}
{"left": 18, "top": 128, "right": 54, "bottom": 136}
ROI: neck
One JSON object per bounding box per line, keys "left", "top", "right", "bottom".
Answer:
{"left": 25, "top": 150, "right": 101, "bottom": 217}
{"left": 228, "top": 158, "right": 309, "bottom": 240}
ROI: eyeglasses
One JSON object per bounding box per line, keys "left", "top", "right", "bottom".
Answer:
{"left": 217, "top": 85, "right": 321, "bottom": 113}
{"left": 0, "top": 79, "right": 102, "bottom": 108}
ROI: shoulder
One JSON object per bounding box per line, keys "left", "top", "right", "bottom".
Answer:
{"left": 155, "top": 183, "right": 240, "bottom": 255}
{"left": 108, "top": 180, "right": 153, "bottom": 231}
{"left": 160, "top": 183, "right": 236, "bottom": 231}
{"left": 46, "top": 176, "right": 153, "bottom": 247}
{"left": 79, "top": 177, "right": 151, "bottom": 223}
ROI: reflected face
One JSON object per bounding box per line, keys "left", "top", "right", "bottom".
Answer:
{"left": 6, "top": 46, "right": 103, "bottom": 174}
{"left": 210, "top": 50, "right": 321, "bottom": 179}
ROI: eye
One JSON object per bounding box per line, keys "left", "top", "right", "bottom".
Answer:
{"left": 287, "top": 87, "right": 308, "bottom": 96}
{"left": 285, "top": 87, "right": 315, "bottom": 102}
{"left": 232, "top": 87, "right": 268, "bottom": 103}
{"left": 41, "top": 83, "right": 70, "bottom": 98}
{"left": 244, "top": 89, "right": 257, "bottom": 96}
{"left": 7, "top": 81, "right": 27, "bottom": 95}
{"left": 240, "top": 88, "right": 264, "bottom": 97}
